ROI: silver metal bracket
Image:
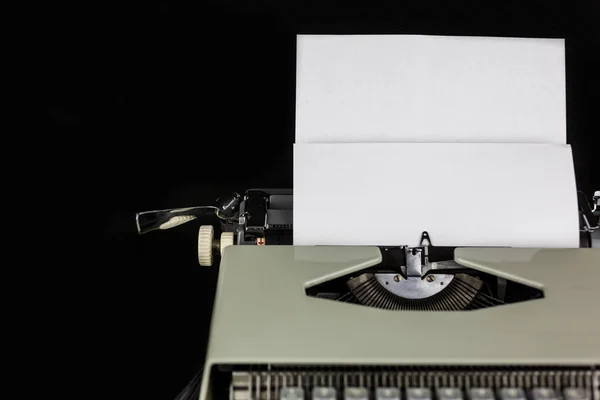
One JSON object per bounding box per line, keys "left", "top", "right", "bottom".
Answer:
{"left": 400, "top": 231, "right": 461, "bottom": 278}
{"left": 405, "top": 247, "right": 423, "bottom": 277}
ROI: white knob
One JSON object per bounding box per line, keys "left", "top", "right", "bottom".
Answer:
{"left": 220, "top": 232, "right": 235, "bottom": 257}
{"left": 198, "top": 225, "right": 214, "bottom": 266}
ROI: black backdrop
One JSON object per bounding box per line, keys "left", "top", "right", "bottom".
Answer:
{"left": 41, "top": 1, "right": 599, "bottom": 398}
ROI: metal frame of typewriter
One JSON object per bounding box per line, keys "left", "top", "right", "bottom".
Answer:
{"left": 223, "top": 189, "right": 293, "bottom": 246}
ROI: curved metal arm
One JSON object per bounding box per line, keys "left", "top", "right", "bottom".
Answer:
{"left": 135, "top": 206, "right": 219, "bottom": 234}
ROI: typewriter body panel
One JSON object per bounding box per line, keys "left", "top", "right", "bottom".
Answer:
{"left": 199, "top": 246, "right": 600, "bottom": 400}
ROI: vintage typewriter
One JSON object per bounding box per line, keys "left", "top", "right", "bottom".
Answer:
{"left": 136, "top": 189, "right": 600, "bottom": 400}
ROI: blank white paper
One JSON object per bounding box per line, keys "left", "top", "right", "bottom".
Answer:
{"left": 293, "top": 143, "right": 579, "bottom": 247}
{"left": 296, "top": 35, "right": 566, "bottom": 144}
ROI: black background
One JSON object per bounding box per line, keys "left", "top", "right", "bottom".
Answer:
{"left": 41, "top": 1, "right": 599, "bottom": 398}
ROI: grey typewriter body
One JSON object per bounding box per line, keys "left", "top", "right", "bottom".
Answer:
{"left": 200, "top": 246, "right": 600, "bottom": 400}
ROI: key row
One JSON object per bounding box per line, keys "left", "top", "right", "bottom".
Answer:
{"left": 279, "top": 387, "right": 590, "bottom": 400}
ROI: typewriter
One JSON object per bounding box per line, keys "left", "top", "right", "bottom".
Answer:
{"left": 136, "top": 189, "right": 600, "bottom": 400}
